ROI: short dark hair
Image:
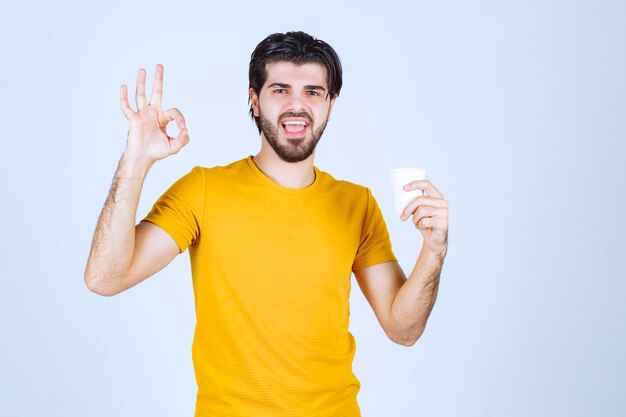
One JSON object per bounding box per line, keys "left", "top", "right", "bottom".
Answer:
{"left": 248, "top": 31, "right": 343, "bottom": 133}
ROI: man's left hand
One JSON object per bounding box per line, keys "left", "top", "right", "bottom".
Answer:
{"left": 399, "top": 180, "right": 449, "bottom": 256}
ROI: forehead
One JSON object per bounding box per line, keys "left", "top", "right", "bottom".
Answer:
{"left": 263, "top": 61, "right": 328, "bottom": 88}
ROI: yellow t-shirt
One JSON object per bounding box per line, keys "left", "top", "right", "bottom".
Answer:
{"left": 141, "top": 155, "right": 397, "bottom": 417}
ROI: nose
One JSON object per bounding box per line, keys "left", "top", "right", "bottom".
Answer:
{"left": 285, "top": 92, "right": 308, "bottom": 112}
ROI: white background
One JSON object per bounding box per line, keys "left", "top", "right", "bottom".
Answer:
{"left": 1, "top": 0, "right": 624, "bottom": 416}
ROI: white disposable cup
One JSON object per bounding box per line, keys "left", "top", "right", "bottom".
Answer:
{"left": 389, "top": 167, "right": 427, "bottom": 217}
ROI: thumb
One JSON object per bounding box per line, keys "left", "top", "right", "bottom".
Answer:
{"left": 168, "top": 128, "right": 190, "bottom": 155}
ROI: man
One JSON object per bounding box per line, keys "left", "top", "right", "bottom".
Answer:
{"left": 85, "top": 31, "right": 448, "bottom": 417}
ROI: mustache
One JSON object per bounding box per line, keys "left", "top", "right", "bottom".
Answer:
{"left": 278, "top": 112, "right": 313, "bottom": 124}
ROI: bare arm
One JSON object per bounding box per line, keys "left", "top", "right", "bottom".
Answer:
{"left": 354, "top": 242, "right": 445, "bottom": 347}
{"left": 84, "top": 156, "right": 176, "bottom": 296}
{"left": 84, "top": 64, "right": 189, "bottom": 296}
{"left": 355, "top": 179, "right": 448, "bottom": 346}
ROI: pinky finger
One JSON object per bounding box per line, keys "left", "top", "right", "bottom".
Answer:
{"left": 119, "top": 85, "right": 136, "bottom": 119}
{"left": 415, "top": 217, "right": 433, "bottom": 229}
{"left": 417, "top": 217, "right": 447, "bottom": 231}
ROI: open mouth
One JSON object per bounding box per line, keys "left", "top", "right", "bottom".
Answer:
{"left": 281, "top": 119, "right": 309, "bottom": 138}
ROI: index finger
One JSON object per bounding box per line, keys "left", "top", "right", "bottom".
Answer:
{"left": 404, "top": 180, "right": 444, "bottom": 198}
{"left": 149, "top": 64, "right": 164, "bottom": 108}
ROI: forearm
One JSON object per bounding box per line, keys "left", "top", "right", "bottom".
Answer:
{"left": 390, "top": 246, "right": 446, "bottom": 345}
{"left": 84, "top": 153, "right": 153, "bottom": 293}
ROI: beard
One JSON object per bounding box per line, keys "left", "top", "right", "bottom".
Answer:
{"left": 259, "top": 110, "right": 329, "bottom": 163}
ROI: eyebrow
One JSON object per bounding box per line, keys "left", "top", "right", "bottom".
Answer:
{"left": 267, "top": 82, "right": 327, "bottom": 93}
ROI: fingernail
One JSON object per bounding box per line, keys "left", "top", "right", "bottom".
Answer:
{"left": 181, "top": 122, "right": 186, "bottom": 129}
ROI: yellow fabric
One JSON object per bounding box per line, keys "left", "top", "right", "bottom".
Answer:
{"left": 141, "top": 156, "right": 397, "bottom": 417}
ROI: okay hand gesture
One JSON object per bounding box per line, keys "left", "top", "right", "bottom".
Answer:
{"left": 120, "top": 64, "right": 189, "bottom": 164}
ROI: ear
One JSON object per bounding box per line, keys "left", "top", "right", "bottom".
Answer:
{"left": 327, "top": 95, "right": 337, "bottom": 122}
{"left": 249, "top": 88, "right": 260, "bottom": 117}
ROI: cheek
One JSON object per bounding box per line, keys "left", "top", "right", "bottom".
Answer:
{"left": 315, "top": 107, "right": 331, "bottom": 122}
{"left": 258, "top": 98, "right": 281, "bottom": 116}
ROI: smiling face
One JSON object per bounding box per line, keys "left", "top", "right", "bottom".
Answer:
{"left": 249, "top": 61, "right": 336, "bottom": 163}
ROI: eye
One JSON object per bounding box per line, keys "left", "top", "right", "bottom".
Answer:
{"left": 307, "top": 90, "right": 321, "bottom": 96}
{"left": 274, "top": 89, "right": 286, "bottom": 93}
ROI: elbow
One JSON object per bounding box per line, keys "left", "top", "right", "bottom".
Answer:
{"left": 84, "top": 266, "right": 102, "bottom": 295}
{"left": 84, "top": 270, "right": 119, "bottom": 297}
{"left": 388, "top": 324, "right": 424, "bottom": 347}
{"left": 393, "top": 335, "right": 420, "bottom": 347}
{"left": 84, "top": 276, "right": 107, "bottom": 296}
{"left": 86, "top": 281, "right": 118, "bottom": 297}
{"left": 84, "top": 270, "right": 98, "bottom": 294}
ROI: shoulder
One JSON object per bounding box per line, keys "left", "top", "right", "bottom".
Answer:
{"left": 318, "top": 167, "right": 372, "bottom": 203}
{"left": 188, "top": 157, "right": 249, "bottom": 181}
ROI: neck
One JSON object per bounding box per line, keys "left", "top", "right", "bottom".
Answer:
{"left": 252, "top": 137, "right": 316, "bottom": 189}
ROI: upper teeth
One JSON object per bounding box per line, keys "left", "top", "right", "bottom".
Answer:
{"left": 284, "top": 121, "right": 306, "bottom": 125}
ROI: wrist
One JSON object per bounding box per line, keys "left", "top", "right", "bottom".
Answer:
{"left": 119, "top": 153, "right": 154, "bottom": 179}
{"left": 422, "top": 244, "right": 447, "bottom": 259}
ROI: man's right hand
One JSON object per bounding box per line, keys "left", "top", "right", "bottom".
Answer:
{"left": 120, "top": 64, "right": 189, "bottom": 164}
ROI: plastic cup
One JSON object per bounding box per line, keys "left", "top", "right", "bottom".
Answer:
{"left": 389, "top": 167, "right": 427, "bottom": 217}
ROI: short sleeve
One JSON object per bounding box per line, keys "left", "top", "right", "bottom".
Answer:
{"left": 352, "top": 187, "right": 397, "bottom": 271}
{"left": 140, "top": 166, "right": 205, "bottom": 254}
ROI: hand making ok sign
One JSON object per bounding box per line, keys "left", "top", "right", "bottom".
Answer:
{"left": 119, "top": 64, "right": 189, "bottom": 164}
